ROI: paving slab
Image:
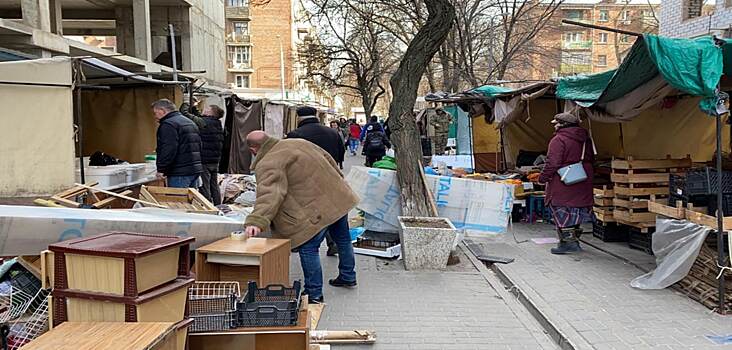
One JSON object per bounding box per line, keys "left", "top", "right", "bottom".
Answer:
{"left": 474, "top": 223, "right": 731, "bottom": 350}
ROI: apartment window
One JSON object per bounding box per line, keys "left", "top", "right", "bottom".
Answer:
{"left": 235, "top": 75, "right": 250, "bottom": 88}
{"left": 597, "top": 55, "right": 607, "bottom": 67}
{"left": 642, "top": 10, "right": 654, "bottom": 18}
{"left": 598, "top": 32, "right": 608, "bottom": 43}
{"left": 621, "top": 10, "right": 631, "bottom": 22}
{"left": 228, "top": 46, "right": 251, "bottom": 65}
{"left": 228, "top": 0, "right": 249, "bottom": 7}
{"left": 565, "top": 10, "right": 584, "bottom": 20}
{"left": 620, "top": 34, "right": 631, "bottom": 43}
{"left": 685, "top": 0, "right": 702, "bottom": 19}
{"left": 564, "top": 32, "right": 583, "bottom": 43}
{"left": 598, "top": 10, "right": 609, "bottom": 22}
{"left": 233, "top": 21, "right": 249, "bottom": 35}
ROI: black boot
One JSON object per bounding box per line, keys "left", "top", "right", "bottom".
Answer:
{"left": 551, "top": 228, "right": 581, "bottom": 255}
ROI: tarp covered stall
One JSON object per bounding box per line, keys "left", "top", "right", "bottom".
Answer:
{"left": 223, "top": 97, "right": 264, "bottom": 174}
{"left": 0, "top": 57, "right": 75, "bottom": 196}
{"left": 81, "top": 86, "right": 182, "bottom": 163}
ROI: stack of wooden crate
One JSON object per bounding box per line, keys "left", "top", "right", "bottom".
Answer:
{"left": 593, "top": 185, "right": 615, "bottom": 223}
{"left": 610, "top": 156, "right": 692, "bottom": 232}
{"left": 48, "top": 232, "right": 196, "bottom": 350}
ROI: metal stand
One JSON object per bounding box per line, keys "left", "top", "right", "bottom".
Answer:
{"left": 715, "top": 112, "right": 727, "bottom": 314}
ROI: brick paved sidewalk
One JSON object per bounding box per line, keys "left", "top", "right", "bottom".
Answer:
{"left": 290, "top": 248, "right": 559, "bottom": 350}
{"left": 474, "top": 223, "right": 731, "bottom": 350}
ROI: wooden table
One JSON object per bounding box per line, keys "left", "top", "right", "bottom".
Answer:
{"left": 188, "top": 309, "right": 310, "bottom": 350}
{"left": 23, "top": 322, "right": 181, "bottom": 350}
{"left": 195, "top": 237, "right": 290, "bottom": 289}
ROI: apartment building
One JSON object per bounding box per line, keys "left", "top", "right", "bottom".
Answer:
{"left": 528, "top": 0, "right": 659, "bottom": 80}
{"left": 660, "top": 0, "right": 732, "bottom": 38}
{"left": 224, "top": 0, "right": 335, "bottom": 107}
{"left": 0, "top": 0, "right": 227, "bottom": 86}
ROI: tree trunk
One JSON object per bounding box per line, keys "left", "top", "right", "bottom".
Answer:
{"left": 387, "top": 0, "right": 455, "bottom": 218}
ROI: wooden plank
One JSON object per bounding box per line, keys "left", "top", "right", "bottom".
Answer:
{"left": 593, "top": 197, "right": 613, "bottom": 207}
{"left": 613, "top": 186, "right": 668, "bottom": 197}
{"left": 190, "top": 188, "right": 218, "bottom": 211}
{"left": 50, "top": 196, "right": 82, "bottom": 208}
{"left": 23, "top": 322, "right": 176, "bottom": 350}
{"left": 593, "top": 187, "right": 614, "bottom": 198}
{"left": 139, "top": 186, "right": 159, "bottom": 205}
{"left": 40, "top": 250, "right": 54, "bottom": 289}
{"left": 613, "top": 197, "right": 649, "bottom": 209}
{"left": 611, "top": 172, "right": 670, "bottom": 184}
{"left": 593, "top": 208, "right": 615, "bottom": 222}
{"left": 647, "top": 200, "right": 685, "bottom": 219}
{"left": 611, "top": 156, "right": 692, "bottom": 170}
{"left": 613, "top": 209, "right": 656, "bottom": 223}
{"left": 615, "top": 218, "right": 655, "bottom": 232}
{"left": 309, "top": 303, "right": 324, "bottom": 329}
{"left": 92, "top": 190, "right": 133, "bottom": 209}
{"left": 17, "top": 255, "right": 41, "bottom": 279}
{"left": 146, "top": 186, "right": 190, "bottom": 196}
{"left": 684, "top": 210, "right": 732, "bottom": 231}
{"left": 74, "top": 183, "right": 167, "bottom": 208}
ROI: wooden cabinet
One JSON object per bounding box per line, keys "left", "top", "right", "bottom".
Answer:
{"left": 195, "top": 237, "right": 290, "bottom": 289}
{"left": 188, "top": 310, "right": 309, "bottom": 350}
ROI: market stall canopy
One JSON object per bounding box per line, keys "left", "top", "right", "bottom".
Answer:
{"left": 81, "top": 58, "right": 188, "bottom": 86}
{"left": 556, "top": 34, "right": 726, "bottom": 121}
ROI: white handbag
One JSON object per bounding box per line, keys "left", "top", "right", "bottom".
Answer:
{"left": 558, "top": 141, "right": 588, "bottom": 185}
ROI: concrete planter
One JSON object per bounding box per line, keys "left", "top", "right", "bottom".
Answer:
{"left": 398, "top": 216, "right": 458, "bottom": 270}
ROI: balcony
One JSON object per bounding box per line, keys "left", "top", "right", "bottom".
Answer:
{"left": 562, "top": 18, "right": 592, "bottom": 25}
{"left": 562, "top": 40, "right": 592, "bottom": 50}
{"left": 560, "top": 63, "right": 592, "bottom": 75}
{"left": 227, "top": 33, "right": 251, "bottom": 44}
{"left": 228, "top": 61, "right": 253, "bottom": 72}
{"left": 226, "top": 6, "right": 250, "bottom": 19}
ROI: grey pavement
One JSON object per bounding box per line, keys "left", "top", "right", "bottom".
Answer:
{"left": 475, "top": 223, "right": 732, "bottom": 350}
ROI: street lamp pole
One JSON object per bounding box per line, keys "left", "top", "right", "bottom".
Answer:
{"left": 277, "top": 35, "right": 286, "bottom": 100}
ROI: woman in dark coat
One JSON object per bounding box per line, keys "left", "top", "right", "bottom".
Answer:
{"left": 538, "top": 112, "right": 594, "bottom": 255}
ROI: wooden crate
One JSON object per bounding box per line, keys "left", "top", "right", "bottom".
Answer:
{"left": 49, "top": 232, "right": 193, "bottom": 297}
{"left": 53, "top": 278, "right": 193, "bottom": 326}
{"left": 594, "top": 197, "right": 613, "bottom": 207}
{"left": 613, "top": 208, "right": 656, "bottom": 225}
{"left": 612, "top": 197, "right": 651, "bottom": 210}
{"left": 140, "top": 186, "right": 218, "bottom": 214}
{"left": 613, "top": 184, "right": 669, "bottom": 197}
{"left": 611, "top": 155, "right": 692, "bottom": 170}
{"left": 593, "top": 207, "right": 615, "bottom": 222}
{"left": 593, "top": 186, "right": 614, "bottom": 198}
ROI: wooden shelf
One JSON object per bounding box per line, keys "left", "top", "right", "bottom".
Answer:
{"left": 195, "top": 237, "right": 290, "bottom": 288}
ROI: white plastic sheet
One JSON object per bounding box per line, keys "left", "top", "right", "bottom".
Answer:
{"left": 346, "top": 167, "right": 514, "bottom": 235}
{"left": 0, "top": 205, "right": 244, "bottom": 256}
{"left": 630, "top": 218, "right": 711, "bottom": 289}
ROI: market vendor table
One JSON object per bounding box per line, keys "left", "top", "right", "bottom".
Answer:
{"left": 195, "top": 237, "right": 290, "bottom": 288}
{"left": 188, "top": 309, "right": 310, "bottom": 350}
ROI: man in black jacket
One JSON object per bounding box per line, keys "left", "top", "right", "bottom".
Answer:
{"left": 152, "top": 99, "right": 203, "bottom": 188}
{"left": 199, "top": 105, "right": 225, "bottom": 204}
{"left": 287, "top": 106, "right": 347, "bottom": 257}
{"left": 286, "top": 106, "right": 345, "bottom": 169}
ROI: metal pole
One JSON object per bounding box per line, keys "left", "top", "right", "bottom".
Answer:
{"left": 278, "top": 35, "right": 286, "bottom": 100}
{"left": 715, "top": 112, "right": 727, "bottom": 314}
{"left": 169, "top": 24, "right": 178, "bottom": 82}
{"left": 73, "top": 60, "right": 85, "bottom": 184}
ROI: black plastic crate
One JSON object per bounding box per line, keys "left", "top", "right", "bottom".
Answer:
{"left": 706, "top": 193, "right": 732, "bottom": 216}
{"left": 668, "top": 192, "right": 710, "bottom": 208}
{"left": 628, "top": 228, "right": 655, "bottom": 255}
{"left": 190, "top": 311, "right": 237, "bottom": 333}
{"left": 592, "top": 221, "right": 629, "bottom": 242}
{"left": 8, "top": 266, "right": 40, "bottom": 296}
{"left": 684, "top": 167, "right": 732, "bottom": 196}
{"left": 236, "top": 281, "right": 301, "bottom": 327}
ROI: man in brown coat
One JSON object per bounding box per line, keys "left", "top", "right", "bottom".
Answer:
{"left": 243, "top": 131, "right": 359, "bottom": 303}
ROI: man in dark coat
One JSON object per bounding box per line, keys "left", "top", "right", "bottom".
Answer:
{"left": 180, "top": 100, "right": 225, "bottom": 204}
{"left": 152, "top": 99, "right": 203, "bottom": 188}
{"left": 538, "top": 112, "right": 594, "bottom": 255}
{"left": 287, "top": 106, "right": 349, "bottom": 257}
{"left": 363, "top": 125, "right": 391, "bottom": 167}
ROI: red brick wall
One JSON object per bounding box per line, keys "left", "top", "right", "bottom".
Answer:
{"left": 250, "top": 0, "right": 294, "bottom": 89}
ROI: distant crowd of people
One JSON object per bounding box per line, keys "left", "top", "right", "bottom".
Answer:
{"left": 328, "top": 116, "right": 391, "bottom": 167}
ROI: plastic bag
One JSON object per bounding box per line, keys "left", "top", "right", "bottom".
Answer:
{"left": 630, "top": 218, "right": 710, "bottom": 289}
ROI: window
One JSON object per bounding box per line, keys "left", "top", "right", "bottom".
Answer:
{"left": 228, "top": 0, "right": 248, "bottom": 6}
{"left": 564, "top": 32, "right": 583, "bottom": 43}
{"left": 228, "top": 46, "right": 251, "bottom": 66}
{"left": 620, "top": 34, "right": 631, "bottom": 43}
{"left": 597, "top": 55, "right": 607, "bottom": 67}
{"left": 565, "top": 9, "right": 584, "bottom": 20}
{"left": 235, "top": 75, "right": 250, "bottom": 88}
{"left": 642, "top": 10, "right": 654, "bottom": 18}
{"left": 598, "top": 10, "right": 609, "bottom": 22}
{"left": 598, "top": 32, "right": 608, "bottom": 43}
{"left": 233, "top": 22, "right": 249, "bottom": 35}
{"left": 686, "top": 0, "right": 703, "bottom": 19}
{"left": 621, "top": 10, "right": 631, "bottom": 21}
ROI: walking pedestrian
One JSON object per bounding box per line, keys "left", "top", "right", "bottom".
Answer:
{"left": 538, "top": 112, "right": 594, "bottom": 255}
{"left": 348, "top": 120, "right": 362, "bottom": 155}
{"left": 196, "top": 105, "right": 225, "bottom": 205}
{"left": 243, "top": 131, "right": 359, "bottom": 303}
{"left": 363, "top": 125, "right": 390, "bottom": 167}
{"left": 151, "top": 99, "right": 203, "bottom": 188}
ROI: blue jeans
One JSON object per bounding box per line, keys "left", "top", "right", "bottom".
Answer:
{"left": 348, "top": 138, "right": 359, "bottom": 154}
{"left": 297, "top": 229, "right": 326, "bottom": 299}
{"left": 167, "top": 175, "right": 199, "bottom": 188}
{"left": 328, "top": 215, "right": 356, "bottom": 282}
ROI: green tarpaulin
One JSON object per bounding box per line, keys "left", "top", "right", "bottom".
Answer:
{"left": 556, "top": 34, "right": 724, "bottom": 107}
{"left": 471, "top": 85, "right": 513, "bottom": 98}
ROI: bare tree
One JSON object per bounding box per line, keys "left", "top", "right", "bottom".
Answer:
{"left": 388, "top": 0, "right": 455, "bottom": 217}
{"left": 300, "top": 0, "right": 397, "bottom": 119}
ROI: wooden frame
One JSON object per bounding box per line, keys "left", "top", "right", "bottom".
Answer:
{"left": 49, "top": 182, "right": 135, "bottom": 209}
{"left": 140, "top": 186, "right": 218, "bottom": 214}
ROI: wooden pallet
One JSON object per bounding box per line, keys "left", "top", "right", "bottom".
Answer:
{"left": 611, "top": 155, "right": 692, "bottom": 170}
{"left": 139, "top": 186, "right": 218, "bottom": 214}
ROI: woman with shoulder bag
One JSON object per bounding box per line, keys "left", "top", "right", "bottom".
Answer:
{"left": 538, "top": 112, "right": 594, "bottom": 255}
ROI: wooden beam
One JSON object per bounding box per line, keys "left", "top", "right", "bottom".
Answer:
{"left": 74, "top": 183, "right": 167, "bottom": 208}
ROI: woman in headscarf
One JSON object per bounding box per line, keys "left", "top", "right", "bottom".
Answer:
{"left": 538, "top": 112, "right": 594, "bottom": 255}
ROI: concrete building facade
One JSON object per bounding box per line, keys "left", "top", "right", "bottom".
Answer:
{"left": 660, "top": 0, "right": 732, "bottom": 38}
{"left": 527, "top": 0, "right": 659, "bottom": 80}
{"left": 0, "top": 0, "right": 227, "bottom": 86}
